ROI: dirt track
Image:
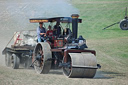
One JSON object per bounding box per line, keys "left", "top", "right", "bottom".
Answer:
{"left": 0, "top": 0, "right": 128, "bottom": 85}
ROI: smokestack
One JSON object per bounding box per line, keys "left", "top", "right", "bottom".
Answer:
{"left": 71, "top": 14, "right": 79, "bottom": 39}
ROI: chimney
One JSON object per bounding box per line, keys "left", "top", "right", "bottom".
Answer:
{"left": 71, "top": 14, "right": 79, "bottom": 39}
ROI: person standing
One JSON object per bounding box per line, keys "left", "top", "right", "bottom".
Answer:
{"left": 53, "top": 22, "right": 61, "bottom": 37}
{"left": 37, "top": 22, "right": 46, "bottom": 42}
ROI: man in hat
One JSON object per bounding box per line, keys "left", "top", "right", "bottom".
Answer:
{"left": 37, "top": 22, "right": 46, "bottom": 42}
{"left": 53, "top": 22, "right": 61, "bottom": 37}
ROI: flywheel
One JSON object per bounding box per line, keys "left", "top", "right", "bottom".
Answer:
{"left": 33, "top": 42, "right": 52, "bottom": 74}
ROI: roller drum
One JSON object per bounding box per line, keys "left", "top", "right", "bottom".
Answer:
{"left": 63, "top": 53, "right": 97, "bottom": 78}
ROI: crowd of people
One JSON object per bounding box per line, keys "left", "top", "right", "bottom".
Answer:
{"left": 37, "top": 22, "right": 62, "bottom": 42}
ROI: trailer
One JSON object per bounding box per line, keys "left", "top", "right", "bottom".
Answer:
{"left": 2, "top": 30, "right": 37, "bottom": 69}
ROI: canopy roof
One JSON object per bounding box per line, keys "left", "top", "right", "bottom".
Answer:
{"left": 29, "top": 17, "right": 82, "bottom": 23}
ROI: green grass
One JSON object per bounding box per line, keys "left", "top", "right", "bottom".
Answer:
{"left": 72, "top": 0, "right": 128, "bottom": 39}
{"left": 71, "top": 0, "right": 128, "bottom": 58}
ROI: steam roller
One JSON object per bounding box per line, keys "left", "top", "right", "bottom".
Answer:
{"left": 2, "top": 12, "right": 100, "bottom": 78}
{"left": 33, "top": 42, "right": 98, "bottom": 78}
{"left": 29, "top": 14, "right": 101, "bottom": 78}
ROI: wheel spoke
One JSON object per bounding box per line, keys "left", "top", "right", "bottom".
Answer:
{"left": 33, "top": 42, "right": 52, "bottom": 74}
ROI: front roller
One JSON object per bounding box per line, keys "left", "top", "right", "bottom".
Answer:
{"left": 63, "top": 53, "right": 97, "bottom": 78}
{"left": 33, "top": 42, "right": 52, "bottom": 74}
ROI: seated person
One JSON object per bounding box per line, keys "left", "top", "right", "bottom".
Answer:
{"left": 46, "top": 25, "right": 53, "bottom": 37}
{"left": 63, "top": 28, "right": 71, "bottom": 37}
{"left": 53, "top": 21, "right": 61, "bottom": 37}
{"left": 37, "top": 22, "right": 46, "bottom": 42}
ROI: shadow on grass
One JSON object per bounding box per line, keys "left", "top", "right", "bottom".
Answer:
{"left": 47, "top": 69, "right": 126, "bottom": 79}
{"left": 102, "top": 28, "right": 121, "bottom": 30}
{"left": 94, "top": 71, "right": 126, "bottom": 79}
{"left": 49, "top": 69, "right": 63, "bottom": 75}
{"left": 19, "top": 66, "right": 126, "bottom": 79}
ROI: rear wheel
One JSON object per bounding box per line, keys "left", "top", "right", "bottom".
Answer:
{"left": 5, "top": 52, "right": 11, "bottom": 67}
{"left": 11, "top": 54, "right": 20, "bottom": 69}
{"left": 33, "top": 42, "right": 52, "bottom": 74}
{"left": 24, "top": 57, "right": 32, "bottom": 69}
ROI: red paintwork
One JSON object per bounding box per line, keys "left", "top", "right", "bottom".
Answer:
{"left": 51, "top": 48, "right": 96, "bottom": 63}
{"left": 54, "top": 39, "right": 64, "bottom": 48}
{"left": 63, "top": 49, "right": 96, "bottom": 62}
{"left": 14, "top": 33, "right": 22, "bottom": 45}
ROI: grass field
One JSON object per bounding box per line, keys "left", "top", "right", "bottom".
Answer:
{"left": 0, "top": 0, "right": 128, "bottom": 85}
{"left": 72, "top": 0, "right": 128, "bottom": 82}
{"left": 72, "top": 0, "right": 128, "bottom": 57}
{"left": 73, "top": 0, "right": 128, "bottom": 38}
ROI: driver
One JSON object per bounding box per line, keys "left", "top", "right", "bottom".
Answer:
{"left": 53, "top": 21, "right": 61, "bottom": 37}
{"left": 37, "top": 22, "right": 46, "bottom": 42}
